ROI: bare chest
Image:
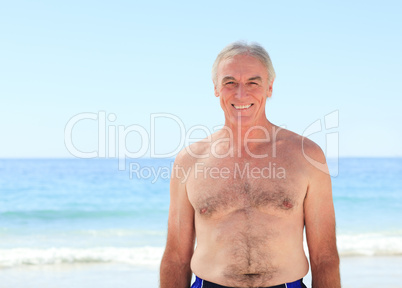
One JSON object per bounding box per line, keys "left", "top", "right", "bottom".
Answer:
{"left": 187, "top": 161, "right": 307, "bottom": 218}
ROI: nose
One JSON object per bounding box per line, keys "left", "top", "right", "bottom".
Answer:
{"left": 235, "top": 83, "right": 246, "bottom": 99}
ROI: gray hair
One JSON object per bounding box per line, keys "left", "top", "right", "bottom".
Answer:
{"left": 212, "top": 41, "right": 276, "bottom": 85}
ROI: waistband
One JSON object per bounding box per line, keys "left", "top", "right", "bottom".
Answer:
{"left": 191, "top": 276, "right": 306, "bottom": 288}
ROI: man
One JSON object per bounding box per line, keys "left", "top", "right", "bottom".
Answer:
{"left": 160, "top": 41, "right": 340, "bottom": 288}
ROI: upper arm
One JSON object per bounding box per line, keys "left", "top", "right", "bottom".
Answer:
{"left": 303, "top": 143, "right": 339, "bottom": 265}
{"left": 164, "top": 152, "right": 196, "bottom": 265}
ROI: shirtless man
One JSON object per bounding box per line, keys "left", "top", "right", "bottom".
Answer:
{"left": 160, "top": 42, "right": 340, "bottom": 288}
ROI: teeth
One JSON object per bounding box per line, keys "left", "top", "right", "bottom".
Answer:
{"left": 233, "top": 104, "right": 252, "bottom": 110}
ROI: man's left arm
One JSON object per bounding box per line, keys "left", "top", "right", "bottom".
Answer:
{"left": 304, "top": 146, "right": 341, "bottom": 288}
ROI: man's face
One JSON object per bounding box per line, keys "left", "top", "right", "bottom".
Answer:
{"left": 214, "top": 54, "right": 273, "bottom": 128}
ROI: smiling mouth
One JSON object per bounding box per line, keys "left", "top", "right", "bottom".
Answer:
{"left": 232, "top": 103, "right": 254, "bottom": 110}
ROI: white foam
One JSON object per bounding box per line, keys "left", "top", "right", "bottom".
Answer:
{"left": 337, "top": 233, "right": 402, "bottom": 256}
{"left": 0, "top": 246, "right": 164, "bottom": 268}
{"left": 303, "top": 231, "right": 402, "bottom": 258}
{"left": 2, "top": 233, "right": 402, "bottom": 268}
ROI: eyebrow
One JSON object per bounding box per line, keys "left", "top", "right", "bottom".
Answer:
{"left": 221, "top": 76, "right": 263, "bottom": 83}
{"left": 248, "top": 76, "right": 263, "bottom": 82}
{"left": 221, "top": 76, "right": 236, "bottom": 83}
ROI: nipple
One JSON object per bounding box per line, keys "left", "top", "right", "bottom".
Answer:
{"left": 282, "top": 199, "right": 293, "bottom": 209}
{"left": 200, "top": 207, "right": 208, "bottom": 214}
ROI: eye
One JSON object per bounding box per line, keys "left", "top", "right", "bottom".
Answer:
{"left": 224, "top": 81, "right": 237, "bottom": 87}
{"left": 246, "top": 82, "right": 260, "bottom": 89}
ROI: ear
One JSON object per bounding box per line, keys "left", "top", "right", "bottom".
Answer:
{"left": 214, "top": 82, "right": 219, "bottom": 97}
{"left": 266, "top": 79, "right": 274, "bottom": 98}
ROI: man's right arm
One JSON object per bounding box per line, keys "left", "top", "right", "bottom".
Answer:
{"left": 160, "top": 154, "right": 195, "bottom": 288}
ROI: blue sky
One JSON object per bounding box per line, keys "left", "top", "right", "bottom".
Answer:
{"left": 1, "top": 0, "right": 401, "bottom": 158}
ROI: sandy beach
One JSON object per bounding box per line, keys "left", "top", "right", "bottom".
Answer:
{"left": 1, "top": 256, "right": 402, "bottom": 288}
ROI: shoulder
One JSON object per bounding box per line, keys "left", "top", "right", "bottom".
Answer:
{"left": 173, "top": 133, "right": 214, "bottom": 168}
{"left": 171, "top": 134, "right": 216, "bottom": 187}
{"left": 274, "top": 125, "right": 327, "bottom": 170}
{"left": 175, "top": 130, "right": 225, "bottom": 164}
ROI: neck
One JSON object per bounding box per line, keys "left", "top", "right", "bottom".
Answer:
{"left": 223, "top": 117, "right": 275, "bottom": 158}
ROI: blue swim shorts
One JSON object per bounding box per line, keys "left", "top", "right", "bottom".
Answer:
{"left": 191, "top": 276, "right": 307, "bottom": 288}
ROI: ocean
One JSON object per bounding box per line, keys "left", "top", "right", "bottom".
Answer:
{"left": 0, "top": 158, "right": 402, "bottom": 287}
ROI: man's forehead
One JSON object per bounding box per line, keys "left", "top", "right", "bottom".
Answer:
{"left": 217, "top": 55, "right": 267, "bottom": 79}
{"left": 219, "top": 54, "right": 262, "bottom": 65}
